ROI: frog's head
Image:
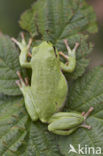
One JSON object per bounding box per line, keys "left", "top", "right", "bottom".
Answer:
{"left": 39, "top": 41, "right": 57, "bottom": 57}
{"left": 32, "top": 41, "right": 58, "bottom": 59}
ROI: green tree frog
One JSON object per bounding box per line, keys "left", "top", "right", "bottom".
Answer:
{"left": 12, "top": 33, "right": 94, "bottom": 135}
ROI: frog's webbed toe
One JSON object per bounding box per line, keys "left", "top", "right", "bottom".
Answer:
{"left": 64, "top": 39, "right": 79, "bottom": 54}
{"left": 82, "top": 107, "right": 94, "bottom": 120}
{"left": 80, "top": 107, "right": 94, "bottom": 130}
{"left": 11, "top": 32, "right": 32, "bottom": 51}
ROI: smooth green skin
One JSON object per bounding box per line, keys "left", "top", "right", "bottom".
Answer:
{"left": 14, "top": 38, "right": 85, "bottom": 135}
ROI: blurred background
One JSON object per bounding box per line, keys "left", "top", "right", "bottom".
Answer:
{"left": 0, "top": 0, "right": 34, "bottom": 36}
{"left": 0, "top": 0, "right": 102, "bottom": 66}
{"left": 87, "top": 0, "right": 103, "bottom": 67}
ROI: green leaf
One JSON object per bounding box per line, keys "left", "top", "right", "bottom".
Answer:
{"left": 20, "top": 0, "right": 97, "bottom": 40}
{"left": 57, "top": 67, "right": 103, "bottom": 156}
{"left": 0, "top": 95, "right": 27, "bottom": 155}
{"left": 0, "top": 34, "right": 24, "bottom": 96}
{"left": 19, "top": 0, "right": 97, "bottom": 79}
{"left": 0, "top": 95, "right": 62, "bottom": 156}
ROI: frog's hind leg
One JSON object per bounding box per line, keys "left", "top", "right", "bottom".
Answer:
{"left": 48, "top": 112, "right": 82, "bottom": 135}
{"left": 48, "top": 107, "right": 93, "bottom": 135}
{"left": 16, "top": 71, "right": 38, "bottom": 121}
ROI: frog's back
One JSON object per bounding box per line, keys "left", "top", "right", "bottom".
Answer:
{"left": 31, "top": 42, "right": 68, "bottom": 122}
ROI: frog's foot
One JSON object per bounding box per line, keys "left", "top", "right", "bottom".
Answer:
{"left": 20, "top": 32, "right": 33, "bottom": 51}
{"left": 59, "top": 40, "right": 79, "bottom": 72}
{"left": 16, "top": 71, "right": 29, "bottom": 88}
{"left": 64, "top": 39, "right": 79, "bottom": 55}
{"left": 11, "top": 32, "right": 32, "bottom": 55}
{"left": 59, "top": 39, "right": 79, "bottom": 61}
{"left": 12, "top": 33, "right": 32, "bottom": 68}
{"left": 82, "top": 107, "right": 94, "bottom": 120}
{"left": 80, "top": 107, "right": 94, "bottom": 130}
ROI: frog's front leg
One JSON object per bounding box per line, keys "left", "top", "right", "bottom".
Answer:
{"left": 16, "top": 71, "right": 38, "bottom": 121}
{"left": 59, "top": 40, "right": 79, "bottom": 73}
{"left": 12, "top": 33, "right": 32, "bottom": 68}
{"left": 48, "top": 107, "right": 93, "bottom": 135}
